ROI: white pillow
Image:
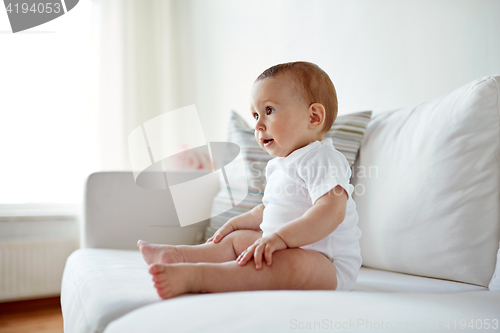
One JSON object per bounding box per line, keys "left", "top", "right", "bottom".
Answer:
{"left": 352, "top": 75, "right": 500, "bottom": 289}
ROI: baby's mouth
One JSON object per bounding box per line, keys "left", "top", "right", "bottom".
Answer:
{"left": 263, "top": 139, "right": 274, "bottom": 148}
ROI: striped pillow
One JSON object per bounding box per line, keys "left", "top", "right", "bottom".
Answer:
{"left": 205, "top": 110, "right": 372, "bottom": 241}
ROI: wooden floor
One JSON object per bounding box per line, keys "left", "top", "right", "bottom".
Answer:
{"left": 0, "top": 297, "right": 63, "bottom": 333}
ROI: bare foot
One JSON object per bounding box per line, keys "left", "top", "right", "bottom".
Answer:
{"left": 149, "top": 263, "right": 198, "bottom": 299}
{"left": 137, "top": 240, "right": 184, "bottom": 265}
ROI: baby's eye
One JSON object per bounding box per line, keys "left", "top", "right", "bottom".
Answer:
{"left": 266, "top": 107, "right": 275, "bottom": 115}
{"left": 253, "top": 113, "right": 259, "bottom": 120}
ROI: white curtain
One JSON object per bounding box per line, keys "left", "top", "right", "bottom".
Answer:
{"left": 87, "top": 0, "right": 180, "bottom": 173}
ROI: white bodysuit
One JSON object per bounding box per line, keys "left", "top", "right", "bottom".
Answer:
{"left": 260, "top": 138, "right": 362, "bottom": 291}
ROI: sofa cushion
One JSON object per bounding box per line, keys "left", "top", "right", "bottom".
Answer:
{"left": 352, "top": 75, "right": 500, "bottom": 288}
{"left": 103, "top": 290, "right": 499, "bottom": 333}
{"left": 354, "top": 267, "right": 486, "bottom": 293}
{"left": 61, "top": 248, "right": 488, "bottom": 333}
{"left": 206, "top": 110, "right": 372, "bottom": 240}
{"left": 61, "top": 249, "right": 159, "bottom": 333}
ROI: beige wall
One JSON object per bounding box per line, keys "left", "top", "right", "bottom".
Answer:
{"left": 170, "top": 0, "right": 500, "bottom": 143}
{"left": 93, "top": 0, "right": 500, "bottom": 170}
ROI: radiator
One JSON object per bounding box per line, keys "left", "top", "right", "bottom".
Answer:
{"left": 0, "top": 237, "right": 78, "bottom": 302}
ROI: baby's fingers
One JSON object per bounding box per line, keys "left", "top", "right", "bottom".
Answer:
{"left": 212, "top": 233, "right": 222, "bottom": 243}
{"left": 213, "top": 226, "right": 233, "bottom": 243}
{"left": 212, "top": 232, "right": 225, "bottom": 243}
{"left": 237, "top": 246, "right": 255, "bottom": 266}
{"left": 236, "top": 250, "right": 244, "bottom": 263}
{"left": 237, "top": 250, "right": 248, "bottom": 266}
{"left": 264, "top": 245, "right": 273, "bottom": 266}
{"left": 253, "top": 243, "right": 266, "bottom": 270}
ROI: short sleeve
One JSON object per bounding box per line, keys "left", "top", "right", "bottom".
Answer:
{"left": 297, "top": 144, "right": 353, "bottom": 204}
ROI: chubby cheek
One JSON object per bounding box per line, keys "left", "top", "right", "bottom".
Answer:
{"left": 254, "top": 131, "right": 262, "bottom": 148}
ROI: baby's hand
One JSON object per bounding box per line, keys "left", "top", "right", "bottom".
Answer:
{"left": 206, "top": 221, "right": 236, "bottom": 244}
{"left": 237, "top": 233, "right": 287, "bottom": 269}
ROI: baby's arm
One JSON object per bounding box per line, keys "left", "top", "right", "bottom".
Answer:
{"left": 237, "top": 185, "right": 347, "bottom": 269}
{"left": 206, "top": 204, "right": 264, "bottom": 243}
{"left": 275, "top": 185, "right": 347, "bottom": 248}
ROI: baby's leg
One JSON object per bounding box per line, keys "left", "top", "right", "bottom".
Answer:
{"left": 149, "top": 248, "right": 337, "bottom": 299}
{"left": 138, "top": 230, "right": 261, "bottom": 265}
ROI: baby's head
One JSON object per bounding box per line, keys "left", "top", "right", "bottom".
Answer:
{"left": 250, "top": 61, "right": 338, "bottom": 157}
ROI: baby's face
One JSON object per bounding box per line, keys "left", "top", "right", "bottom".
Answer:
{"left": 249, "top": 75, "right": 315, "bottom": 157}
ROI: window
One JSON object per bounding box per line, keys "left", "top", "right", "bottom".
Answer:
{"left": 0, "top": 1, "right": 92, "bottom": 206}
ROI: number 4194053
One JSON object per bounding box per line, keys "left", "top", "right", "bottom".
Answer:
{"left": 444, "top": 319, "right": 498, "bottom": 330}
{"left": 5, "top": 3, "right": 62, "bottom": 14}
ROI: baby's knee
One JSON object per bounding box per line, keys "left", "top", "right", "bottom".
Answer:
{"left": 275, "top": 249, "right": 336, "bottom": 289}
{"left": 228, "top": 230, "right": 262, "bottom": 255}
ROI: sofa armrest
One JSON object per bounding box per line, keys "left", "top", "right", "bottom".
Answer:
{"left": 82, "top": 171, "right": 219, "bottom": 250}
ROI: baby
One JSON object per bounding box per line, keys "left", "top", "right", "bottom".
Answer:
{"left": 138, "top": 61, "right": 362, "bottom": 299}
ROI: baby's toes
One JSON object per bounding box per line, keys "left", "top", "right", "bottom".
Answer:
{"left": 152, "top": 272, "right": 168, "bottom": 284}
{"left": 154, "top": 280, "right": 168, "bottom": 289}
{"left": 157, "top": 287, "right": 174, "bottom": 300}
{"left": 137, "top": 239, "right": 149, "bottom": 249}
{"left": 149, "top": 263, "right": 166, "bottom": 275}
{"left": 153, "top": 278, "right": 174, "bottom": 299}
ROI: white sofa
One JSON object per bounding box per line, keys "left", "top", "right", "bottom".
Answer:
{"left": 61, "top": 75, "right": 500, "bottom": 333}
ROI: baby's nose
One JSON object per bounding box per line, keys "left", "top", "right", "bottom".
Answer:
{"left": 254, "top": 120, "right": 265, "bottom": 131}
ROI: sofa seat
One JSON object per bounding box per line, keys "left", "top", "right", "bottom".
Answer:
{"left": 103, "top": 290, "right": 499, "bottom": 333}
{"left": 61, "top": 249, "right": 157, "bottom": 333}
{"left": 62, "top": 248, "right": 492, "bottom": 333}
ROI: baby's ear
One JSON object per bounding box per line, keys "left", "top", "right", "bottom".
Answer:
{"left": 308, "top": 103, "right": 326, "bottom": 129}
